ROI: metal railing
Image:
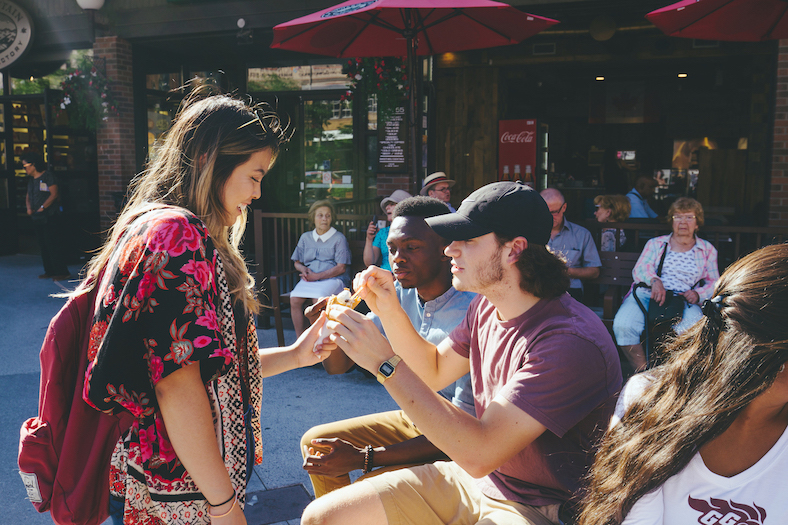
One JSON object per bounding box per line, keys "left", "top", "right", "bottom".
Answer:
{"left": 582, "top": 220, "right": 788, "bottom": 271}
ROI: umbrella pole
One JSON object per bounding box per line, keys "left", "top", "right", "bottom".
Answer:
{"left": 406, "top": 29, "right": 420, "bottom": 193}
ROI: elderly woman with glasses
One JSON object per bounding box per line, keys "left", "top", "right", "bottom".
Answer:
{"left": 613, "top": 197, "right": 719, "bottom": 372}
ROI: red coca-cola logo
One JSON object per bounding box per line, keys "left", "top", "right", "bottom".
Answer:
{"left": 500, "top": 131, "right": 534, "bottom": 144}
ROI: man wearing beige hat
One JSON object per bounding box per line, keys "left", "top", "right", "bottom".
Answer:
{"left": 420, "top": 172, "right": 456, "bottom": 212}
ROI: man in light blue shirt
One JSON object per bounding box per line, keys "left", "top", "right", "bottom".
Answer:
{"left": 541, "top": 188, "right": 601, "bottom": 303}
{"left": 301, "top": 196, "right": 475, "bottom": 497}
{"left": 627, "top": 175, "right": 659, "bottom": 219}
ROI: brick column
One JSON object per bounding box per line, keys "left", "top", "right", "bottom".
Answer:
{"left": 770, "top": 40, "right": 788, "bottom": 226}
{"left": 93, "top": 36, "right": 135, "bottom": 231}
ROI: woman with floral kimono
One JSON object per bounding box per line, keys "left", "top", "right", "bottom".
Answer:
{"left": 80, "top": 93, "right": 332, "bottom": 524}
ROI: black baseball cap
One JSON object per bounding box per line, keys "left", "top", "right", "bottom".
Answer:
{"left": 425, "top": 181, "right": 552, "bottom": 245}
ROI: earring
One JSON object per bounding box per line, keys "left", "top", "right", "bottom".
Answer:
{"left": 780, "top": 364, "right": 785, "bottom": 374}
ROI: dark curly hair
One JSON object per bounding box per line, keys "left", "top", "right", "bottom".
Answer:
{"left": 495, "top": 234, "right": 569, "bottom": 299}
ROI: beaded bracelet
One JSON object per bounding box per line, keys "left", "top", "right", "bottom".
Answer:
{"left": 362, "top": 445, "right": 374, "bottom": 474}
{"left": 207, "top": 491, "right": 237, "bottom": 519}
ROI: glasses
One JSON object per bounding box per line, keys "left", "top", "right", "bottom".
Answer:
{"left": 672, "top": 215, "right": 696, "bottom": 222}
{"left": 432, "top": 186, "right": 451, "bottom": 193}
{"left": 549, "top": 204, "right": 565, "bottom": 215}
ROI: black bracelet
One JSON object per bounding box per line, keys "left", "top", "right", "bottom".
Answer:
{"left": 362, "top": 445, "right": 374, "bottom": 474}
{"left": 208, "top": 489, "right": 236, "bottom": 508}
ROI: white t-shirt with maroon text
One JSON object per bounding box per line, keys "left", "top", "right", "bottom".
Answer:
{"left": 618, "top": 376, "right": 788, "bottom": 525}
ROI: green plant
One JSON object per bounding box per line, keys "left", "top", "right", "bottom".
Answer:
{"left": 56, "top": 57, "right": 119, "bottom": 132}
{"left": 341, "top": 57, "right": 407, "bottom": 122}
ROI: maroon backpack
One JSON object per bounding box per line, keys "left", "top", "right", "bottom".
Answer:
{"left": 18, "top": 283, "right": 133, "bottom": 525}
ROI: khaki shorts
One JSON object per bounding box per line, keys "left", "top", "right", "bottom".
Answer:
{"left": 364, "top": 461, "right": 560, "bottom": 525}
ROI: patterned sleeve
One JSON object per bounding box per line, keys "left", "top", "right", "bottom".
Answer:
{"left": 694, "top": 241, "right": 719, "bottom": 301}
{"left": 632, "top": 237, "right": 663, "bottom": 285}
{"left": 85, "top": 212, "right": 231, "bottom": 414}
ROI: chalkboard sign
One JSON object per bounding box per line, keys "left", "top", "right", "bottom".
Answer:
{"left": 377, "top": 104, "right": 408, "bottom": 173}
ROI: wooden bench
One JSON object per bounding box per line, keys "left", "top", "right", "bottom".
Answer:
{"left": 263, "top": 239, "right": 367, "bottom": 346}
{"left": 587, "top": 251, "right": 640, "bottom": 331}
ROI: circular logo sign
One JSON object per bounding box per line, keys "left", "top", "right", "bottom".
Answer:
{"left": 321, "top": 0, "right": 377, "bottom": 19}
{"left": 0, "top": 1, "right": 33, "bottom": 70}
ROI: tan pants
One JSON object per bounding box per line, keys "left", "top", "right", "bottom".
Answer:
{"left": 300, "top": 410, "right": 423, "bottom": 497}
{"left": 365, "top": 461, "right": 561, "bottom": 525}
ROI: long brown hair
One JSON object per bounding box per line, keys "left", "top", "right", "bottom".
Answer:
{"left": 82, "top": 93, "right": 290, "bottom": 313}
{"left": 578, "top": 244, "right": 788, "bottom": 525}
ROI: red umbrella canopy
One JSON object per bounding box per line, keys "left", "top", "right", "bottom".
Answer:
{"left": 646, "top": 0, "right": 788, "bottom": 42}
{"left": 271, "top": 0, "right": 559, "bottom": 57}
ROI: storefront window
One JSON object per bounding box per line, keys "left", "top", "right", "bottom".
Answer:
{"left": 247, "top": 65, "right": 348, "bottom": 92}
{"left": 146, "top": 71, "right": 183, "bottom": 91}
{"left": 303, "top": 98, "right": 354, "bottom": 203}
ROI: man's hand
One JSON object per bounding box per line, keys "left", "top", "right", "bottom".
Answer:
{"left": 325, "top": 305, "right": 394, "bottom": 374}
{"left": 305, "top": 297, "right": 328, "bottom": 324}
{"left": 650, "top": 278, "right": 666, "bottom": 306}
{"left": 680, "top": 289, "right": 699, "bottom": 305}
{"left": 352, "top": 266, "right": 398, "bottom": 315}
{"left": 302, "top": 438, "right": 365, "bottom": 478}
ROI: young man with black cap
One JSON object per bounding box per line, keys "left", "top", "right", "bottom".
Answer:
{"left": 302, "top": 182, "right": 621, "bottom": 525}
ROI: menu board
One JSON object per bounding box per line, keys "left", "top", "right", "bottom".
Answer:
{"left": 378, "top": 105, "right": 408, "bottom": 173}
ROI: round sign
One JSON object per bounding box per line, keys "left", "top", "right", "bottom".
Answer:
{"left": 0, "top": 1, "right": 33, "bottom": 70}
{"left": 321, "top": 0, "right": 377, "bottom": 19}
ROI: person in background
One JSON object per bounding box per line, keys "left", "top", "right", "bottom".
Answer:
{"left": 627, "top": 175, "right": 658, "bottom": 219}
{"left": 363, "top": 189, "right": 411, "bottom": 271}
{"left": 541, "top": 188, "right": 601, "bottom": 303}
{"left": 24, "top": 153, "right": 71, "bottom": 281}
{"left": 594, "top": 194, "right": 631, "bottom": 252}
{"left": 613, "top": 197, "right": 719, "bottom": 372}
{"left": 290, "top": 199, "right": 352, "bottom": 336}
{"left": 420, "top": 171, "right": 456, "bottom": 212}
{"left": 301, "top": 196, "right": 474, "bottom": 498}
{"left": 80, "top": 93, "right": 334, "bottom": 525}
{"left": 579, "top": 244, "right": 788, "bottom": 525}
{"left": 302, "top": 182, "right": 621, "bottom": 525}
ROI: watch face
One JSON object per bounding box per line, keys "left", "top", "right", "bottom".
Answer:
{"left": 380, "top": 362, "right": 395, "bottom": 376}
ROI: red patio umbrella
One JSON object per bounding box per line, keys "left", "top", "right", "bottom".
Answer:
{"left": 646, "top": 0, "right": 788, "bottom": 42}
{"left": 271, "top": 0, "right": 559, "bottom": 186}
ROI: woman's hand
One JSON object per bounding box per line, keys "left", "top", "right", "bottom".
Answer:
{"left": 352, "top": 266, "right": 398, "bottom": 315}
{"left": 293, "top": 312, "right": 334, "bottom": 364}
{"left": 680, "top": 290, "right": 700, "bottom": 305}
{"left": 366, "top": 221, "right": 378, "bottom": 242}
{"left": 650, "top": 278, "right": 666, "bottom": 306}
{"left": 300, "top": 268, "right": 315, "bottom": 282}
{"left": 302, "top": 438, "right": 365, "bottom": 478}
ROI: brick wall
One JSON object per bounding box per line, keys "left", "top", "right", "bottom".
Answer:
{"left": 93, "top": 36, "right": 135, "bottom": 230}
{"left": 771, "top": 40, "right": 788, "bottom": 226}
{"left": 376, "top": 174, "right": 414, "bottom": 196}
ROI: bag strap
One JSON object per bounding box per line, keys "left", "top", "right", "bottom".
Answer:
{"left": 656, "top": 242, "right": 669, "bottom": 278}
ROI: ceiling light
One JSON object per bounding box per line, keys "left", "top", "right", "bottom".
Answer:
{"left": 678, "top": 73, "right": 688, "bottom": 78}
{"left": 595, "top": 76, "right": 605, "bottom": 81}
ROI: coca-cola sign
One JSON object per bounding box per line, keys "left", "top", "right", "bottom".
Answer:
{"left": 500, "top": 131, "right": 534, "bottom": 144}
{"left": 498, "top": 119, "right": 537, "bottom": 184}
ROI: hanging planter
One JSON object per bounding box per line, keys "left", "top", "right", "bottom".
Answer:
{"left": 56, "top": 58, "right": 119, "bottom": 133}
{"left": 341, "top": 57, "right": 408, "bottom": 123}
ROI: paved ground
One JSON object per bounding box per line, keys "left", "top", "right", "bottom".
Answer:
{"left": 1, "top": 253, "right": 398, "bottom": 525}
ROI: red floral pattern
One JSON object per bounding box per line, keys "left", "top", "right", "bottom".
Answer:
{"left": 83, "top": 207, "right": 260, "bottom": 524}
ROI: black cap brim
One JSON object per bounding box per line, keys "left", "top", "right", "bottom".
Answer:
{"left": 425, "top": 213, "right": 492, "bottom": 242}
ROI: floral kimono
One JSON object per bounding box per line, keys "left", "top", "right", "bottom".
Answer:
{"left": 84, "top": 206, "right": 262, "bottom": 524}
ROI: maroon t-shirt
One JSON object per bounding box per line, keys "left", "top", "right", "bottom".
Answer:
{"left": 448, "top": 293, "right": 621, "bottom": 506}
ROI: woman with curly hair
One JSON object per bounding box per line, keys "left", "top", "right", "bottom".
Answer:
{"left": 578, "top": 243, "right": 788, "bottom": 525}
{"left": 80, "top": 93, "right": 332, "bottom": 525}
